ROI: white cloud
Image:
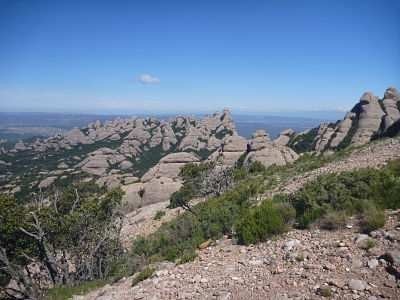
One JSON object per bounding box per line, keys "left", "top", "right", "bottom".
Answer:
{"left": 137, "top": 73, "right": 160, "bottom": 84}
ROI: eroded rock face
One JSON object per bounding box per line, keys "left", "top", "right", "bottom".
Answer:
{"left": 79, "top": 148, "right": 125, "bottom": 176}
{"left": 141, "top": 152, "right": 200, "bottom": 182}
{"left": 290, "top": 87, "right": 400, "bottom": 152}
{"left": 177, "top": 109, "right": 236, "bottom": 152}
{"left": 351, "top": 92, "right": 385, "bottom": 146}
{"left": 274, "top": 129, "right": 295, "bottom": 146}
{"left": 122, "top": 177, "right": 182, "bottom": 209}
{"left": 328, "top": 113, "right": 354, "bottom": 148}
{"left": 64, "top": 128, "right": 93, "bottom": 145}
{"left": 382, "top": 87, "right": 400, "bottom": 131}
{"left": 245, "top": 130, "right": 299, "bottom": 167}
{"left": 207, "top": 134, "right": 247, "bottom": 166}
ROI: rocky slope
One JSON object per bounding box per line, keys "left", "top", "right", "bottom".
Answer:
{"left": 79, "top": 211, "right": 400, "bottom": 300}
{"left": 286, "top": 87, "right": 400, "bottom": 153}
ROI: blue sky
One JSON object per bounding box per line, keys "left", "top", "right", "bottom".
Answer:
{"left": 0, "top": 0, "right": 399, "bottom": 114}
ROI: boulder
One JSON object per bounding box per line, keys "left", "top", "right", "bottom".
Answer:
{"left": 14, "top": 141, "right": 28, "bottom": 151}
{"left": 38, "top": 176, "right": 57, "bottom": 189}
{"left": 119, "top": 160, "right": 133, "bottom": 170}
{"left": 57, "top": 162, "right": 69, "bottom": 169}
{"left": 348, "top": 279, "right": 367, "bottom": 291}
{"left": 274, "top": 129, "right": 295, "bottom": 146}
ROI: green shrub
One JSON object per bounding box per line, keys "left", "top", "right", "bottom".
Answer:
{"left": 131, "top": 267, "right": 155, "bottom": 286}
{"left": 46, "top": 280, "right": 107, "bottom": 300}
{"left": 319, "top": 211, "right": 347, "bottom": 230}
{"left": 235, "top": 201, "right": 294, "bottom": 245}
{"left": 154, "top": 210, "right": 166, "bottom": 220}
{"left": 357, "top": 238, "right": 376, "bottom": 250}
{"left": 179, "top": 162, "right": 214, "bottom": 181}
{"left": 169, "top": 183, "right": 195, "bottom": 209}
{"left": 178, "top": 250, "right": 198, "bottom": 264}
{"left": 317, "top": 286, "right": 332, "bottom": 298}
{"left": 359, "top": 206, "right": 385, "bottom": 233}
{"left": 289, "top": 163, "right": 400, "bottom": 228}
{"left": 132, "top": 179, "right": 261, "bottom": 263}
{"left": 247, "top": 161, "right": 266, "bottom": 174}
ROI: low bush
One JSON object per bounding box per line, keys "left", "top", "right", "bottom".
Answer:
{"left": 288, "top": 163, "right": 400, "bottom": 229}
{"left": 131, "top": 267, "right": 155, "bottom": 286}
{"left": 319, "top": 211, "right": 347, "bottom": 230}
{"left": 235, "top": 201, "right": 295, "bottom": 245}
{"left": 178, "top": 250, "right": 198, "bottom": 264}
{"left": 247, "top": 161, "right": 266, "bottom": 174}
{"left": 154, "top": 210, "right": 166, "bottom": 220}
{"left": 46, "top": 280, "right": 107, "bottom": 300}
{"left": 132, "top": 178, "right": 263, "bottom": 263}
{"left": 359, "top": 205, "right": 386, "bottom": 233}
{"left": 357, "top": 238, "right": 376, "bottom": 250}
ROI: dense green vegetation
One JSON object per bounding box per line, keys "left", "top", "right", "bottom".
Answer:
{"left": 287, "top": 159, "right": 400, "bottom": 228}
{"left": 288, "top": 127, "right": 318, "bottom": 153}
{"left": 235, "top": 201, "right": 294, "bottom": 244}
{"left": 135, "top": 177, "right": 264, "bottom": 263}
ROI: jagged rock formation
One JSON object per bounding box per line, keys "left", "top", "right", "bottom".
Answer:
{"left": 273, "top": 128, "right": 295, "bottom": 146}
{"left": 351, "top": 92, "right": 386, "bottom": 146}
{"left": 207, "top": 134, "right": 248, "bottom": 166}
{"left": 0, "top": 108, "right": 301, "bottom": 207}
{"left": 120, "top": 152, "right": 201, "bottom": 209}
{"left": 244, "top": 130, "right": 299, "bottom": 168}
{"left": 290, "top": 87, "right": 400, "bottom": 152}
{"left": 0, "top": 110, "right": 241, "bottom": 203}
{"left": 141, "top": 152, "right": 200, "bottom": 182}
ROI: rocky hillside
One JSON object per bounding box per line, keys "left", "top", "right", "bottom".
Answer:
{"left": 0, "top": 109, "right": 297, "bottom": 209}
{"left": 284, "top": 87, "right": 400, "bottom": 153}
{"left": 80, "top": 211, "right": 400, "bottom": 300}
{"left": 77, "top": 136, "right": 400, "bottom": 300}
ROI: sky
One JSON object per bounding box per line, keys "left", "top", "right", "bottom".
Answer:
{"left": 0, "top": 0, "right": 399, "bottom": 115}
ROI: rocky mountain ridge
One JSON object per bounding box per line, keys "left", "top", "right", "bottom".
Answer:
{"left": 283, "top": 87, "right": 400, "bottom": 153}
{"left": 0, "top": 109, "right": 297, "bottom": 209}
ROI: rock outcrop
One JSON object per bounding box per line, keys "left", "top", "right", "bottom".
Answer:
{"left": 351, "top": 92, "right": 385, "bottom": 146}
{"left": 79, "top": 148, "right": 125, "bottom": 176}
{"left": 245, "top": 130, "right": 299, "bottom": 167}
{"left": 274, "top": 128, "right": 295, "bottom": 146}
{"left": 121, "top": 152, "right": 200, "bottom": 209}
{"left": 141, "top": 152, "right": 200, "bottom": 182}
{"left": 290, "top": 87, "right": 400, "bottom": 152}
{"left": 207, "top": 134, "right": 247, "bottom": 166}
